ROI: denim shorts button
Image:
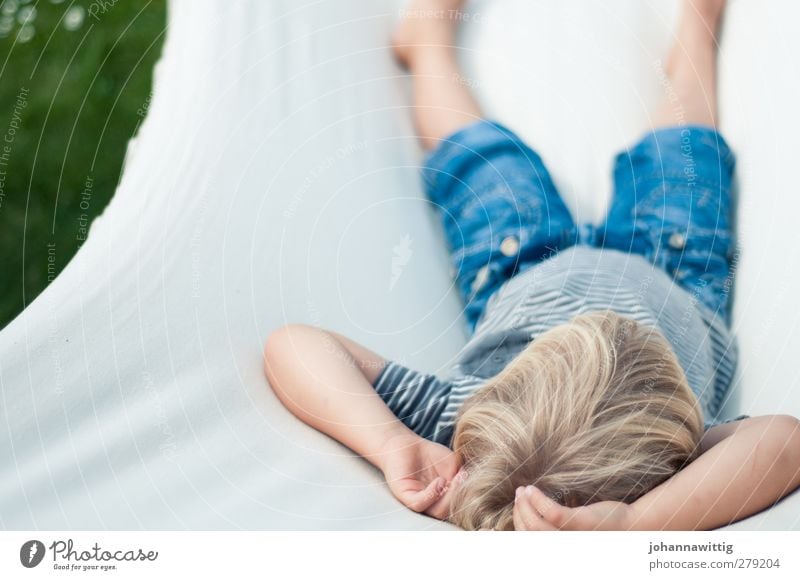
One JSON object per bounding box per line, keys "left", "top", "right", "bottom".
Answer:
{"left": 668, "top": 232, "right": 686, "bottom": 249}
{"left": 471, "top": 265, "right": 490, "bottom": 292}
{"left": 499, "top": 236, "right": 520, "bottom": 257}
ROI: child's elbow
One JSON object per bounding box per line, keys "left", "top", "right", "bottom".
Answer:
{"left": 264, "top": 323, "right": 292, "bottom": 360}
{"left": 769, "top": 414, "right": 800, "bottom": 467}
{"left": 263, "top": 324, "right": 309, "bottom": 385}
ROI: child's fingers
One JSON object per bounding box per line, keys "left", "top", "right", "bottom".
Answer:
{"left": 513, "top": 487, "right": 557, "bottom": 531}
{"left": 524, "top": 485, "right": 573, "bottom": 530}
{"left": 403, "top": 476, "right": 446, "bottom": 513}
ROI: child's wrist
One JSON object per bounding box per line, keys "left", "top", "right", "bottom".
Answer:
{"left": 627, "top": 497, "right": 665, "bottom": 531}
{"left": 625, "top": 500, "right": 647, "bottom": 530}
{"left": 374, "top": 424, "right": 419, "bottom": 472}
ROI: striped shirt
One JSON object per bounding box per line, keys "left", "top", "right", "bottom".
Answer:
{"left": 374, "top": 246, "right": 743, "bottom": 447}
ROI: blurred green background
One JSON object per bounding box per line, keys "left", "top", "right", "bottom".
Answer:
{"left": 0, "top": 0, "right": 166, "bottom": 329}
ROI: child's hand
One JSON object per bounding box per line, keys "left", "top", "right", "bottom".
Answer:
{"left": 379, "top": 432, "right": 460, "bottom": 520}
{"left": 513, "top": 485, "right": 637, "bottom": 531}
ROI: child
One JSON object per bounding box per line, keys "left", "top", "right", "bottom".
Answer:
{"left": 263, "top": 0, "right": 800, "bottom": 530}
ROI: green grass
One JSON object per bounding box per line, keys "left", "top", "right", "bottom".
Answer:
{"left": 0, "top": 0, "right": 166, "bottom": 329}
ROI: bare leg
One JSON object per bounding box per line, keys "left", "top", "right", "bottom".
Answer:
{"left": 393, "top": 0, "right": 483, "bottom": 150}
{"left": 652, "top": 0, "right": 727, "bottom": 128}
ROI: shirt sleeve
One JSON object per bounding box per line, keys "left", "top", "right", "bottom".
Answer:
{"left": 372, "top": 360, "right": 453, "bottom": 442}
{"left": 703, "top": 413, "right": 751, "bottom": 431}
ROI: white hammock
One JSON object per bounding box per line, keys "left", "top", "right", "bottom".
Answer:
{"left": 1, "top": 0, "right": 798, "bottom": 529}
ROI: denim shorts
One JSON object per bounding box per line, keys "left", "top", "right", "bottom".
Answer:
{"left": 422, "top": 120, "right": 737, "bottom": 331}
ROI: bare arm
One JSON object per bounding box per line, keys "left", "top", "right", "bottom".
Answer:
{"left": 263, "top": 324, "right": 458, "bottom": 515}
{"left": 515, "top": 414, "right": 800, "bottom": 531}
{"left": 263, "top": 324, "right": 408, "bottom": 469}
{"left": 630, "top": 414, "right": 800, "bottom": 530}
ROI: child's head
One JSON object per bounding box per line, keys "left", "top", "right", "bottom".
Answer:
{"left": 447, "top": 310, "right": 704, "bottom": 530}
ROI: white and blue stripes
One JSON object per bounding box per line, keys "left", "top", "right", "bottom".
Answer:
{"left": 374, "top": 246, "right": 741, "bottom": 446}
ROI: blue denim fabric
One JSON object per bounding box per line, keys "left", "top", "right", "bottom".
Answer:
{"left": 422, "top": 121, "right": 736, "bottom": 330}
{"left": 598, "top": 125, "right": 737, "bottom": 322}
{"left": 422, "top": 120, "right": 578, "bottom": 330}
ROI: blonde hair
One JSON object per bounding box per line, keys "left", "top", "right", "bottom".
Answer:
{"left": 448, "top": 310, "right": 704, "bottom": 530}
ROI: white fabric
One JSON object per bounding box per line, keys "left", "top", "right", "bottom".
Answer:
{"left": 1, "top": 0, "right": 799, "bottom": 530}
